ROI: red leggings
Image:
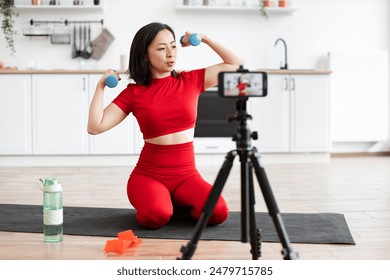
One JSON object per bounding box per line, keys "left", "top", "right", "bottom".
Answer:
{"left": 127, "top": 142, "right": 229, "bottom": 229}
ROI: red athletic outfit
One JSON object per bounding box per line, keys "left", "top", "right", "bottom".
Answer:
{"left": 112, "top": 69, "right": 229, "bottom": 229}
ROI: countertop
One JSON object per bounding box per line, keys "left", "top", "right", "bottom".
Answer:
{"left": 257, "top": 69, "right": 332, "bottom": 74}
{"left": 0, "top": 69, "right": 110, "bottom": 74}
{"left": 0, "top": 69, "right": 332, "bottom": 75}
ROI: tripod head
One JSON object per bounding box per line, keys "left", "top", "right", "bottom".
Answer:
{"left": 228, "top": 97, "right": 251, "bottom": 123}
{"left": 228, "top": 97, "right": 258, "bottom": 150}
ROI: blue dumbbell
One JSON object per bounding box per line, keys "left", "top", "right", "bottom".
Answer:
{"left": 180, "top": 33, "right": 201, "bottom": 46}
{"left": 105, "top": 75, "right": 118, "bottom": 88}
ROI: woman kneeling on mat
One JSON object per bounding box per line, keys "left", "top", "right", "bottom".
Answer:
{"left": 88, "top": 22, "right": 244, "bottom": 229}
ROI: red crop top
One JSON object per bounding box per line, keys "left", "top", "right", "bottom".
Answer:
{"left": 112, "top": 68, "right": 205, "bottom": 139}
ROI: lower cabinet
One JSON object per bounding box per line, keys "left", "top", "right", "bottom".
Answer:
{"left": 250, "top": 74, "right": 330, "bottom": 153}
{"left": 32, "top": 74, "right": 90, "bottom": 155}
{"left": 0, "top": 72, "right": 330, "bottom": 157}
{"left": 0, "top": 73, "right": 143, "bottom": 156}
{"left": 0, "top": 74, "right": 32, "bottom": 155}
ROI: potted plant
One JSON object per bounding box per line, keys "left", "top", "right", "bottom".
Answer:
{"left": 0, "top": 0, "right": 17, "bottom": 55}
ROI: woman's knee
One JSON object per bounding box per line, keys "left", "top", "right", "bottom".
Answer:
{"left": 208, "top": 198, "right": 229, "bottom": 225}
{"left": 136, "top": 204, "right": 173, "bottom": 229}
{"left": 188, "top": 196, "right": 229, "bottom": 225}
{"left": 127, "top": 172, "right": 174, "bottom": 229}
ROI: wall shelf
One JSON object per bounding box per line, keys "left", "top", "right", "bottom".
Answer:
{"left": 14, "top": 5, "right": 103, "bottom": 12}
{"left": 175, "top": 2, "right": 298, "bottom": 15}
{"left": 262, "top": 7, "right": 298, "bottom": 16}
{"left": 175, "top": 5, "right": 260, "bottom": 12}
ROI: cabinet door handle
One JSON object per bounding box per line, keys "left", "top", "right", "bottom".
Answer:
{"left": 283, "top": 77, "right": 288, "bottom": 91}
{"left": 290, "top": 77, "right": 296, "bottom": 91}
{"left": 205, "top": 146, "right": 219, "bottom": 149}
{"left": 82, "top": 77, "right": 86, "bottom": 91}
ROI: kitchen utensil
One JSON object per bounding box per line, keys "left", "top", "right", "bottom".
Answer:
{"left": 78, "top": 25, "right": 83, "bottom": 57}
{"left": 80, "top": 25, "right": 91, "bottom": 59}
{"left": 85, "top": 25, "right": 93, "bottom": 58}
{"left": 71, "top": 26, "right": 78, "bottom": 58}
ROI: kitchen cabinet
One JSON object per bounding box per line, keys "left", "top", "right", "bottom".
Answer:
{"left": 0, "top": 74, "right": 32, "bottom": 155}
{"left": 250, "top": 75, "right": 289, "bottom": 152}
{"left": 0, "top": 71, "right": 329, "bottom": 162}
{"left": 133, "top": 121, "right": 144, "bottom": 154}
{"left": 290, "top": 74, "right": 330, "bottom": 152}
{"left": 32, "top": 74, "right": 89, "bottom": 154}
{"left": 0, "top": 72, "right": 143, "bottom": 157}
{"left": 251, "top": 74, "right": 330, "bottom": 153}
{"left": 88, "top": 75, "right": 138, "bottom": 155}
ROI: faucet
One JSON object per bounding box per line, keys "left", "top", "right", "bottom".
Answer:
{"left": 274, "top": 38, "right": 288, "bottom": 70}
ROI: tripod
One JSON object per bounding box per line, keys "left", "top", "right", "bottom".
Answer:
{"left": 179, "top": 97, "right": 299, "bottom": 260}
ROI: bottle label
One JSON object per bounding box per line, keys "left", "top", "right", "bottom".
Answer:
{"left": 43, "top": 209, "right": 63, "bottom": 225}
{"left": 44, "top": 184, "right": 62, "bottom": 193}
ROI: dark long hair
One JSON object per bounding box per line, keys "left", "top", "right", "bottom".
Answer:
{"left": 128, "top": 22, "right": 177, "bottom": 85}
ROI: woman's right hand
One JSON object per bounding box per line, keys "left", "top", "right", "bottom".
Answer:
{"left": 180, "top": 31, "right": 204, "bottom": 47}
{"left": 98, "top": 68, "right": 121, "bottom": 88}
{"left": 88, "top": 69, "right": 126, "bottom": 135}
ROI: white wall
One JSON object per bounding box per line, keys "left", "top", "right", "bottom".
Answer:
{"left": 1, "top": 0, "right": 389, "bottom": 72}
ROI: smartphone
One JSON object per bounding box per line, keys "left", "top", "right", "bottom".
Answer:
{"left": 218, "top": 71, "right": 267, "bottom": 98}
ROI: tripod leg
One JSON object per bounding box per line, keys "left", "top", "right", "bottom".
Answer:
{"left": 248, "top": 163, "right": 261, "bottom": 260}
{"left": 178, "top": 150, "right": 236, "bottom": 260}
{"left": 239, "top": 154, "right": 250, "bottom": 243}
{"left": 250, "top": 148, "right": 299, "bottom": 260}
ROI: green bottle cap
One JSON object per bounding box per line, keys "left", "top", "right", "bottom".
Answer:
{"left": 44, "top": 177, "right": 58, "bottom": 186}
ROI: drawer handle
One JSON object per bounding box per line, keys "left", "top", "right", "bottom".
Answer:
{"left": 205, "top": 146, "right": 219, "bottom": 149}
{"left": 290, "top": 77, "right": 296, "bottom": 91}
{"left": 283, "top": 77, "right": 288, "bottom": 90}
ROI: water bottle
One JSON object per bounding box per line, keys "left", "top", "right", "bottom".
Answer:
{"left": 42, "top": 177, "right": 63, "bottom": 243}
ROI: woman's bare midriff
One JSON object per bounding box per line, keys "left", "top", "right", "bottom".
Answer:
{"left": 144, "top": 128, "right": 195, "bottom": 145}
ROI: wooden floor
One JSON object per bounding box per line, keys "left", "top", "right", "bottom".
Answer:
{"left": 0, "top": 155, "right": 390, "bottom": 260}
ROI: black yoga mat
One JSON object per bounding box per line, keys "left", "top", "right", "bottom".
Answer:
{"left": 0, "top": 204, "right": 355, "bottom": 245}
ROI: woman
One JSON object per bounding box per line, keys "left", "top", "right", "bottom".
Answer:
{"left": 88, "top": 22, "right": 244, "bottom": 229}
